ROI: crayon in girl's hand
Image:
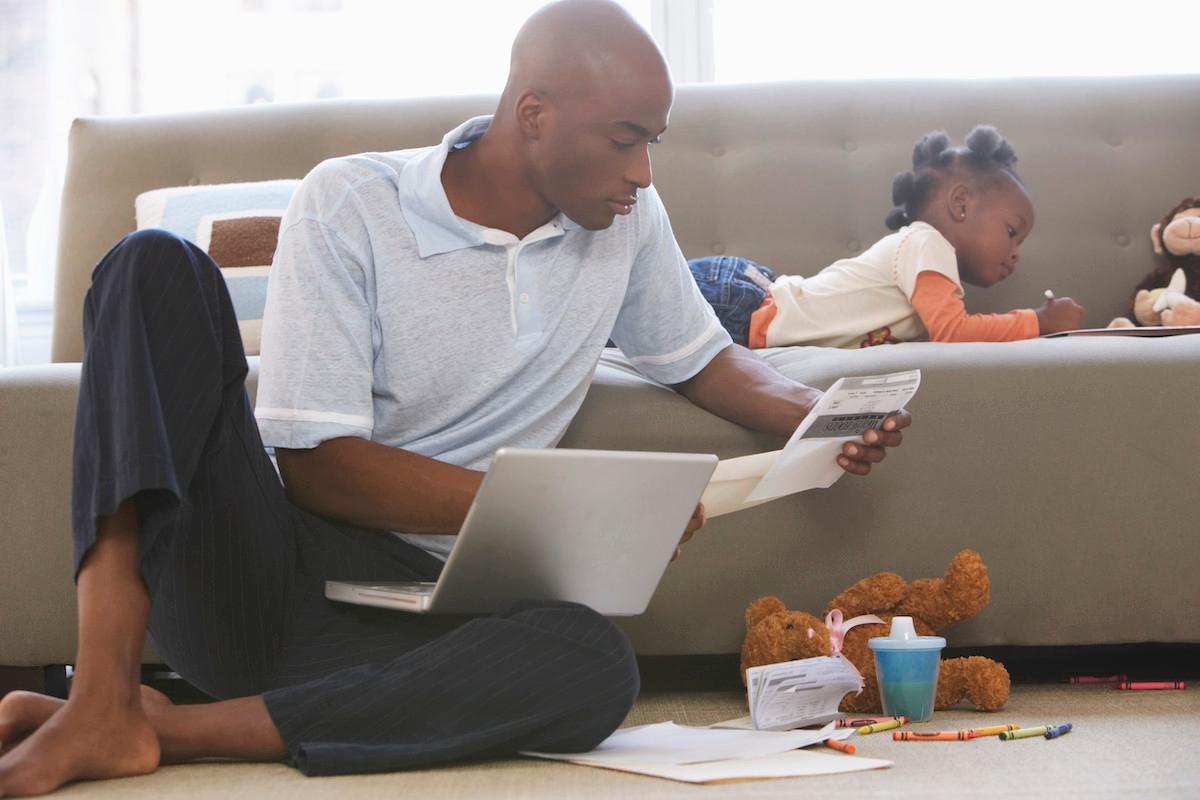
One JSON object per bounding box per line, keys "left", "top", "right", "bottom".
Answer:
{"left": 824, "top": 737, "right": 856, "bottom": 754}
{"left": 1114, "top": 681, "right": 1186, "bottom": 690}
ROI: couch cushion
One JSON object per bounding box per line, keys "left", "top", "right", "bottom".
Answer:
{"left": 135, "top": 180, "right": 299, "bottom": 354}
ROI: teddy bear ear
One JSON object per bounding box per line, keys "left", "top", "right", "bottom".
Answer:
{"left": 1151, "top": 223, "right": 1164, "bottom": 256}
{"left": 745, "top": 596, "right": 786, "bottom": 630}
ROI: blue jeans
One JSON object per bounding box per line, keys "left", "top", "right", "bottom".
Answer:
{"left": 687, "top": 256, "right": 777, "bottom": 346}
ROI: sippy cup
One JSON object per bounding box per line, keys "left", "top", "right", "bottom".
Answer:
{"left": 867, "top": 616, "right": 945, "bottom": 722}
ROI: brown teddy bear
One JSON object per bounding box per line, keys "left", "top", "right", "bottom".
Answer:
{"left": 741, "top": 550, "right": 1010, "bottom": 713}
{"left": 1109, "top": 197, "right": 1200, "bottom": 327}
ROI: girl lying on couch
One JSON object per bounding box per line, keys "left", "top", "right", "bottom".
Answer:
{"left": 689, "top": 125, "right": 1086, "bottom": 348}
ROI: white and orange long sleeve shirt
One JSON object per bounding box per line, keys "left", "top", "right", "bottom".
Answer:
{"left": 748, "top": 221, "right": 1038, "bottom": 349}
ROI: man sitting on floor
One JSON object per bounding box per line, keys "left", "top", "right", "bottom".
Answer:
{"left": 0, "top": 0, "right": 910, "bottom": 794}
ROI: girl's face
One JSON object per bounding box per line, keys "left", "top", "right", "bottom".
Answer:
{"left": 954, "top": 178, "right": 1036, "bottom": 288}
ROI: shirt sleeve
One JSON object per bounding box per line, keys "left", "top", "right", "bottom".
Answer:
{"left": 255, "top": 207, "right": 377, "bottom": 449}
{"left": 911, "top": 271, "right": 1040, "bottom": 342}
{"left": 608, "top": 185, "right": 731, "bottom": 385}
{"left": 893, "top": 225, "right": 962, "bottom": 300}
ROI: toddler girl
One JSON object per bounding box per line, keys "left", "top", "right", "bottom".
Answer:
{"left": 689, "top": 126, "right": 1085, "bottom": 348}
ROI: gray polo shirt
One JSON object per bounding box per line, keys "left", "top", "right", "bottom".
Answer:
{"left": 255, "top": 116, "right": 730, "bottom": 558}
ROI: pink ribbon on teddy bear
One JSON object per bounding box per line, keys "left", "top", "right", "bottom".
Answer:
{"left": 825, "top": 609, "right": 885, "bottom": 679}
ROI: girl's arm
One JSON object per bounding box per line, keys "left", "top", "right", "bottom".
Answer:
{"left": 911, "top": 271, "right": 1039, "bottom": 342}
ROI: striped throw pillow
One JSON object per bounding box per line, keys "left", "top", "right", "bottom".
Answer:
{"left": 135, "top": 180, "right": 300, "bottom": 355}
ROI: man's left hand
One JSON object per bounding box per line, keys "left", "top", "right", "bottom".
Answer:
{"left": 671, "top": 502, "right": 706, "bottom": 561}
{"left": 836, "top": 410, "right": 911, "bottom": 476}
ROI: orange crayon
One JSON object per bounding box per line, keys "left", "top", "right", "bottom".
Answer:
{"left": 965, "top": 724, "right": 1020, "bottom": 737}
{"left": 893, "top": 731, "right": 977, "bottom": 741}
{"left": 824, "top": 737, "right": 856, "bottom": 754}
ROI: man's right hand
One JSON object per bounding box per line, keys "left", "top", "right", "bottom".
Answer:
{"left": 1036, "top": 296, "right": 1086, "bottom": 334}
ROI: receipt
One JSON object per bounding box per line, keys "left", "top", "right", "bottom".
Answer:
{"left": 700, "top": 369, "right": 920, "bottom": 516}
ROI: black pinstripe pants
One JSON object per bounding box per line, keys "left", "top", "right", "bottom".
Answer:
{"left": 69, "top": 229, "right": 640, "bottom": 776}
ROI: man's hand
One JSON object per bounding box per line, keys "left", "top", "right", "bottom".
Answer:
{"left": 836, "top": 410, "right": 912, "bottom": 476}
{"left": 671, "top": 502, "right": 706, "bottom": 561}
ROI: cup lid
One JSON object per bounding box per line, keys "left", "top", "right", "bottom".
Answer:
{"left": 867, "top": 616, "right": 946, "bottom": 651}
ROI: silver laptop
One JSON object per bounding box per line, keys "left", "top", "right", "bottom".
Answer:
{"left": 325, "top": 447, "right": 717, "bottom": 616}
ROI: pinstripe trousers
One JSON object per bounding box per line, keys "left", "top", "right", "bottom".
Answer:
{"left": 70, "top": 229, "right": 640, "bottom": 776}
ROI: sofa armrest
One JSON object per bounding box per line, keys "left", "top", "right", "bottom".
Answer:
{"left": 0, "top": 365, "right": 168, "bottom": 666}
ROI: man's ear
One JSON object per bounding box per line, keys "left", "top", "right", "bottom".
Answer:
{"left": 514, "top": 90, "right": 548, "bottom": 141}
{"left": 946, "top": 182, "right": 974, "bottom": 221}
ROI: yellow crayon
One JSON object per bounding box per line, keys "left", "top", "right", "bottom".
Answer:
{"left": 965, "top": 724, "right": 1021, "bottom": 737}
{"left": 858, "top": 717, "right": 909, "bottom": 735}
{"left": 1000, "top": 725, "right": 1051, "bottom": 741}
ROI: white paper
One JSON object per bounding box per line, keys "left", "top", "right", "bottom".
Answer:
{"left": 522, "top": 721, "right": 836, "bottom": 767}
{"left": 569, "top": 748, "right": 891, "bottom": 784}
{"left": 743, "top": 369, "right": 921, "bottom": 505}
{"left": 699, "top": 451, "right": 782, "bottom": 517}
{"left": 743, "top": 656, "right": 864, "bottom": 731}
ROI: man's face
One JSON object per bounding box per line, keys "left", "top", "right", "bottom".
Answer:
{"left": 530, "top": 74, "right": 673, "bottom": 230}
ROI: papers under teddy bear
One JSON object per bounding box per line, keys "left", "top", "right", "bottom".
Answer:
{"left": 700, "top": 370, "right": 921, "bottom": 517}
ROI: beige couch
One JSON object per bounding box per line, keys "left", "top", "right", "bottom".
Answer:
{"left": 2, "top": 77, "right": 1199, "bottom": 673}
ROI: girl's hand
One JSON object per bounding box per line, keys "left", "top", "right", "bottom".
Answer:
{"left": 1036, "top": 296, "right": 1086, "bottom": 334}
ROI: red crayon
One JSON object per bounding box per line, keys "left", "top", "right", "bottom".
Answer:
{"left": 1065, "top": 675, "right": 1127, "bottom": 684}
{"left": 893, "top": 731, "right": 977, "bottom": 741}
{"left": 1114, "top": 681, "right": 1186, "bottom": 691}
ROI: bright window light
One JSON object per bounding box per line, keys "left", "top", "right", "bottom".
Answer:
{"left": 712, "top": 0, "right": 1199, "bottom": 81}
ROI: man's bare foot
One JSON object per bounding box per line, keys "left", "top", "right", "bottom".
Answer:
{"left": 0, "top": 692, "right": 159, "bottom": 797}
{"left": 0, "top": 693, "right": 64, "bottom": 757}
{"left": 0, "top": 687, "right": 172, "bottom": 758}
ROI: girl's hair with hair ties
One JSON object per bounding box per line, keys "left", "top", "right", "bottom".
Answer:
{"left": 885, "top": 125, "right": 1022, "bottom": 231}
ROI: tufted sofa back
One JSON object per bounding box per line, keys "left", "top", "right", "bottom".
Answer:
{"left": 54, "top": 76, "right": 1200, "bottom": 361}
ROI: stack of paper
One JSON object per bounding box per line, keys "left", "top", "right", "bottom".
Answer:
{"left": 743, "top": 655, "right": 864, "bottom": 730}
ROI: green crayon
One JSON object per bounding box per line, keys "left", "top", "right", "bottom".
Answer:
{"left": 1000, "top": 725, "right": 1051, "bottom": 740}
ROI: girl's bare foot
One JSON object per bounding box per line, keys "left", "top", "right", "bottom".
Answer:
{"left": 0, "top": 692, "right": 159, "bottom": 797}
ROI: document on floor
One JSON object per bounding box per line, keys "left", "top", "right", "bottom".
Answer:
{"left": 727, "top": 655, "right": 865, "bottom": 731}
{"left": 521, "top": 721, "right": 889, "bottom": 783}
{"left": 701, "top": 369, "right": 921, "bottom": 517}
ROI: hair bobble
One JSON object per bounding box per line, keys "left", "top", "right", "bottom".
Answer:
{"left": 965, "top": 125, "right": 1018, "bottom": 169}
{"left": 891, "top": 171, "right": 915, "bottom": 206}
{"left": 885, "top": 206, "right": 910, "bottom": 231}
{"left": 912, "top": 130, "right": 951, "bottom": 168}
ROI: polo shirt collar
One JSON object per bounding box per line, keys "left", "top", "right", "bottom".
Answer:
{"left": 397, "top": 115, "right": 581, "bottom": 258}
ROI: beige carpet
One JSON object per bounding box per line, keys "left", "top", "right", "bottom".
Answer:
{"left": 48, "top": 683, "right": 1198, "bottom": 799}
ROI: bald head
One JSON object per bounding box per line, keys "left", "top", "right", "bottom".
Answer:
{"left": 453, "top": 0, "right": 674, "bottom": 233}
{"left": 501, "top": 0, "right": 671, "bottom": 116}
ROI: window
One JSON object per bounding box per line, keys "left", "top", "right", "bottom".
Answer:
{"left": 710, "top": 1, "right": 1200, "bottom": 82}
